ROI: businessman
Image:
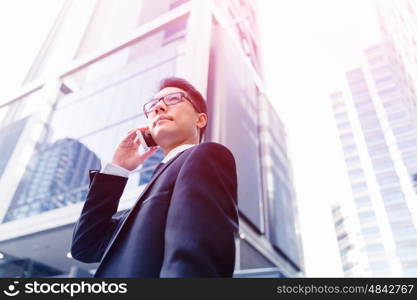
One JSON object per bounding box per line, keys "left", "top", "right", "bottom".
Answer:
{"left": 71, "top": 77, "right": 239, "bottom": 277}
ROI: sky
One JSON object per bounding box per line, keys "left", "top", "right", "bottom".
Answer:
{"left": 0, "top": 0, "right": 383, "bottom": 277}
{"left": 257, "top": 0, "right": 381, "bottom": 276}
{"left": 0, "top": 0, "right": 64, "bottom": 101}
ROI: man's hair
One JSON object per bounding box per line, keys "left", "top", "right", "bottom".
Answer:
{"left": 158, "top": 77, "right": 208, "bottom": 143}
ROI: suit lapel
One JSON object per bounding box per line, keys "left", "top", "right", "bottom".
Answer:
{"left": 133, "top": 148, "right": 190, "bottom": 207}
{"left": 97, "top": 148, "right": 191, "bottom": 267}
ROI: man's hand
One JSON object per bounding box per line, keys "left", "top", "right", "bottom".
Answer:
{"left": 111, "top": 127, "right": 158, "bottom": 171}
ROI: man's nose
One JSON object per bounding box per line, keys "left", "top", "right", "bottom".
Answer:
{"left": 153, "top": 100, "right": 167, "bottom": 114}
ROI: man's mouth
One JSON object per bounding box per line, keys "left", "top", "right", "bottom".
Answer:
{"left": 156, "top": 119, "right": 169, "bottom": 125}
{"left": 153, "top": 116, "right": 173, "bottom": 127}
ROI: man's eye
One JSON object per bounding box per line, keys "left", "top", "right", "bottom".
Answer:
{"left": 168, "top": 96, "right": 181, "bottom": 102}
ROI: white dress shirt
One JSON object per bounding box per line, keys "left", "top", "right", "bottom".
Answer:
{"left": 100, "top": 144, "right": 197, "bottom": 178}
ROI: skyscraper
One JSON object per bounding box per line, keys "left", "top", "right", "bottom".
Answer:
{"left": 0, "top": 0, "right": 302, "bottom": 277}
{"left": 376, "top": 0, "right": 417, "bottom": 127}
{"left": 330, "top": 42, "right": 417, "bottom": 277}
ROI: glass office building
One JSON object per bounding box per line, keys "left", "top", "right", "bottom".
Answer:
{"left": 330, "top": 42, "right": 417, "bottom": 277}
{"left": 0, "top": 0, "right": 302, "bottom": 277}
{"left": 376, "top": 0, "right": 417, "bottom": 127}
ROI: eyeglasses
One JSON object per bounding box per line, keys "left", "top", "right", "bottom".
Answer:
{"left": 143, "top": 92, "right": 200, "bottom": 118}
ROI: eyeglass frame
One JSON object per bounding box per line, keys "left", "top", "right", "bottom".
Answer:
{"left": 142, "top": 92, "right": 201, "bottom": 118}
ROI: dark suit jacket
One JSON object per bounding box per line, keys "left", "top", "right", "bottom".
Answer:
{"left": 70, "top": 142, "right": 239, "bottom": 277}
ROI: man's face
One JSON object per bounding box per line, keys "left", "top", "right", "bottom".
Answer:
{"left": 147, "top": 87, "right": 205, "bottom": 145}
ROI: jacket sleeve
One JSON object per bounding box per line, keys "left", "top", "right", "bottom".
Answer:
{"left": 159, "top": 143, "right": 239, "bottom": 277}
{"left": 70, "top": 170, "right": 128, "bottom": 263}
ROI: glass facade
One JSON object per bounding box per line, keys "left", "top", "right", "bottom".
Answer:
{"left": 330, "top": 42, "right": 417, "bottom": 277}
{"left": 207, "top": 17, "right": 302, "bottom": 272}
{"left": 262, "top": 97, "right": 302, "bottom": 270}
{"left": 3, "top": 138, "right": 100, "bottom": 222}
{"left": 376, "top": 0, "right": 417, "bottom": 129}
{"left": 0, "top": 117, "right": 28, "bottom": 179}
{"left": 2, "top": 19, "right": 185, "bottom": 223}
{"left": 0, "top": 257, "right": 63, "bottom": 278}
{"left": 208, "top": 21, "right": 263, "bottom": 231}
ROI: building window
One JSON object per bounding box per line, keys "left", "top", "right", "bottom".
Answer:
{"left": 335, "top": 111, "right": 348, "bottom": 119}
{"left": 169, "top": 0, "right": 189, "bottom": 9}
{"left": 368, "top": 55, "right": 385, "bottom": 65}
{"left": 383, "top": 99, "right": 402, "bottom": 109}
{"left": 398, "top": 138, "right": 417, "bottom": 150}
{"left": 337, "top": 122, "right": 351, "bottom": 130}
{"left": 403, "top": 266, "right": 417, "bottom": 277}
{"left": 358, "top": 109, "right": 377, "bottom": 119}
{"left": 345, "top": 156, "right": 360, "bottom": 165}
{"left": 340, "top": 245, "right": 353, "bottom": 256}
{"left": 397, "top": 244, "right": 417, "bottom": 259}
{"left": 392, "top": 225, "right": 417, "bottom": 239}
{"left": 381, "top": 190, "right": 404, "bottom": 204}
{"left": 358, "top": 210, "right": 376, "bottom": 223}
{"left": 412, "top": 174, "right": 417, "bottom": 186}
{"left": 388, "top": 111, "right": 407, "bottom": 122}
{"left": 375, "top": 75, "right": 392, "bottom": 85}
{"left": 365, "top": 45, "right": 382, "bottom": 56}
{"left": 355, "top": 98, "right": 373, "bottom": 108}
{"left": 376, "top": 172, "right": 400, "bottom": 187}
{"left": 337, "top": 232, "right": 348, "bottom": 241}
{"left": 349, "top": 81, "right": 369, "bottom": 94}
{"left": 369, "top": 261, "right": 390, "bottom": 272}
{"left": 346, "top": 68, "right": 364, "bottom": 82}
{"left": 348, "top": 168, "right": 364, "bottom": 179}
{"left": 372, "top": 158, "right": 394, "bottom": 172}
{"left": 343, "top": 145, "right": 357, "bottom": 154}
{"left": 368, "top": 145, "right": 389, "bottom": 157}
{"left": 404, "top": 156, "right": 417, "bottom": 167}
{"left": 365, "top": 132, "right": 385, "bottom": 144}
{"left": 332, "top": 102, "right": 345, "bottom": 110}
{"left": 392, "top": 125, "right": 413, "bottom": 136}
{"left": 361, "top": 119, "right": 381, "bottom": 132}
{"left": 352, "top": 89, "right": 370, "bottom": 99}
{"left": 386, "top": 206, "right": 411, "bottom": 222}
{"left": 365, "top": 243, "right": 384, "bottom": 253}
{"left": 352, "top": 182, "right": 368, "bottom": 193}
{"left": 371, "top": 65, "right": 392, "bottom": 78}
{"left": 330, "top": 91, "right": 343, "bottom": 101}
{"left": 340, "top": 133, "right": 354, "bottom": 143}
{"left": 343, "top": 262, "right": 354, "bottom": 272}
{"left": 163, "top": 17, "right": 187, "bottom": 42}
{"left": 355, "top": 196, "right": 371, "bottom": 207}
{"left": 362, "top": 226, "right": 380, "bottom": 237}
{"left": 335, "top": 217, "right": 344, "bottom": 227}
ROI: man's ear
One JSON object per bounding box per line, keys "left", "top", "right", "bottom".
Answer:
{"left": 196, "top": 113, "right": 207, "bottom": 129}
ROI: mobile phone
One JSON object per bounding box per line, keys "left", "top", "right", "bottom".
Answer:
{"left": 136, "top": 129, "right": 157, "bottom": 151}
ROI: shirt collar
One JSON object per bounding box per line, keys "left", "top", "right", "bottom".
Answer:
{"left": 161, "top": 144, "right": 197, "bottom": 163}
